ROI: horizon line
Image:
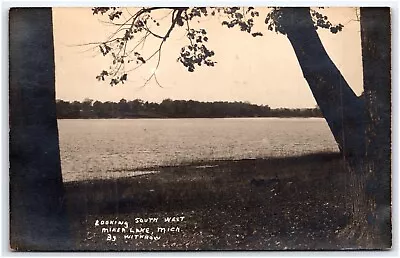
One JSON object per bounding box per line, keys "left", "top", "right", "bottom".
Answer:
{"left": 55, "top": 98, "right": 320, "bottom": 109}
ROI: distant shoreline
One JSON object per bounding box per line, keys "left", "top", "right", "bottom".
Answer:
{"left": 56, "top": 98, "right": 323, "bottom": 119}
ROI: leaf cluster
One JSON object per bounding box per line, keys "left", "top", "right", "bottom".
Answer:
{"left": 221, "top": 7, "right": 263, "bottom": 37}
{"left": 92, "top": 7, "right": 122, "bottom": 21}
{"left": 310, "top": 9, "right": 344, "bottom": 33}
{"left": 265, "top": 7, "right": 344, "bottom": 35}
{"left": 177, "top": 28, "right": 216, "bottom": 72}
{"left": 90, "top": 7, "right": 345, "bottom": 86}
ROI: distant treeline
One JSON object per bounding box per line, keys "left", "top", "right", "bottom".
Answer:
{"left": 56, "top": 98, "right": 323, "bottom": 119}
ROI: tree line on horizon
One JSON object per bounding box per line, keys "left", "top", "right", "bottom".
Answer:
{"left": 56, "top": 98, "right": 323, "bottom": 119}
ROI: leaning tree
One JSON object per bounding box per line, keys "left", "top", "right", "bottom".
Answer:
{"left": 90, "top": 7, "right": 391, "bottom": 247}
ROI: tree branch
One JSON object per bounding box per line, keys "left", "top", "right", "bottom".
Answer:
{"left": 141, "top": 9, "right": 185, "bottom": 87}
{"left": 93, "top": 7, "right": 189, "bottom": 86}
{"left": 143, "top": 23, "right": 164, "bottom": 39}
{"left": 184, "top": 11, "right": 195, "bottom": 47}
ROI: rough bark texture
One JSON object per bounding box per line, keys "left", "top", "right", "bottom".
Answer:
{"left": 9, "top": 8, "right": 70, "bottom": 250}
{"left": 337, "top": 8, "right": 391, "bottom": 248}
{"left": 279, "top": 8, "right": 368, "bottom": 159}
{"left": 278, "top": 7, "right": 391, "bottom": 248}
{"left": 360, "top": 7, "right": 391, "bottom": 248}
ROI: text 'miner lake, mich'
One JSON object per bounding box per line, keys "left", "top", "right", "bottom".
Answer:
{"left": 58, "top": 118, "right": 339, "bottom": 182}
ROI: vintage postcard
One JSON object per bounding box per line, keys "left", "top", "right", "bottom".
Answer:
{"left": 9, "top": 6, "right": 391, "bottom": 251}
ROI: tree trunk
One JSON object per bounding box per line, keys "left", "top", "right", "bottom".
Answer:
{"left": 278, "top": 7, "right": 391, "bottom": 248}
{"left": 9, "top": 8, "right": 70, "bottom": 250}
{"left": 279, "top": 8, "right": 368, "bottom": 159}
{"left": 360, "top": 7, "right": 391, "bottom": 247}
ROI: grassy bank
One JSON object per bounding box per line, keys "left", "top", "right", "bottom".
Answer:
{"left": 64, "top": 152, "right": 355, "bottom": 251}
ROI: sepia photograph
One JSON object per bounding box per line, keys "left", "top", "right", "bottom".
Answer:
{"left": 9, "top": 5, "right": 391, "bottom": 251}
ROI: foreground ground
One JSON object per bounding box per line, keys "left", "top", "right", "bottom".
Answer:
{"left": 64, "top": 152, "right": 368, "bottom": 250}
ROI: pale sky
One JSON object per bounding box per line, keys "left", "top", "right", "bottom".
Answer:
{"left": 53, "top": 7, "right": 363, "bottom": 108}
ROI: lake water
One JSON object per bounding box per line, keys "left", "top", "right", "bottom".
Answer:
{"left": 58, "top": 118, "right": 339, "bottom": 182}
